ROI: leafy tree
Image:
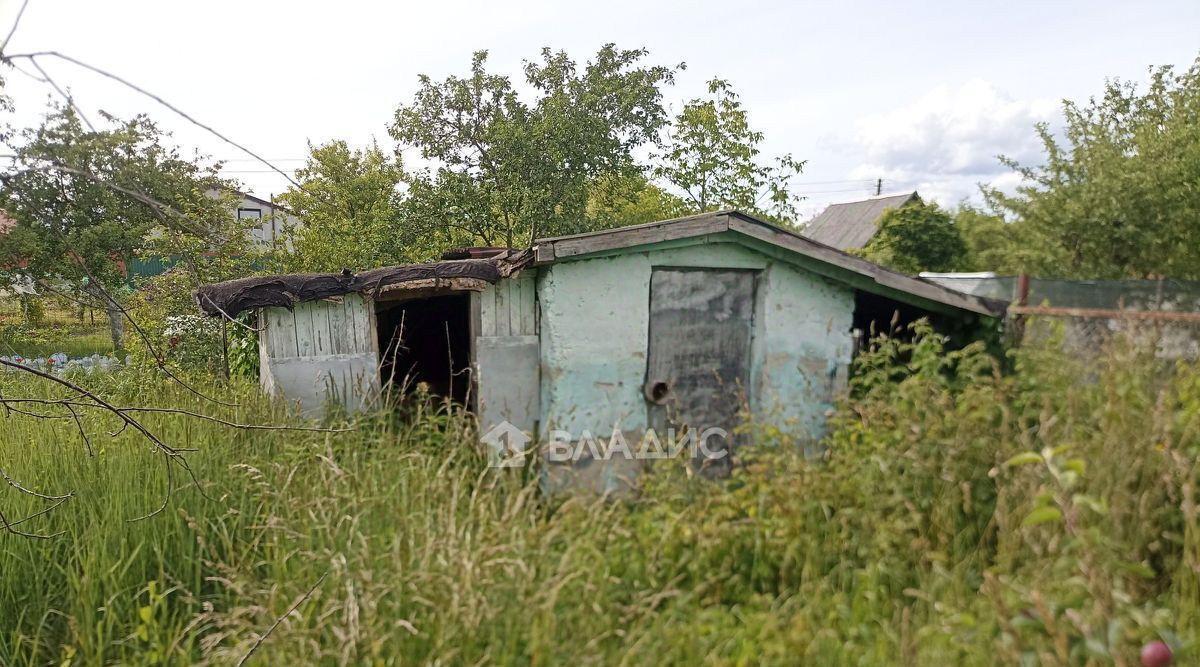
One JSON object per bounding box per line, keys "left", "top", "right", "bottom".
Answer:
{"left": 390, "top": 46, "right": 678, "bottom": 249}
{"left": 585, "top": 172, "right": 689, "bottom": 230}
{"left": 656, "top": 78, "right": 805, "bottom": 223}
{"left": 0, "top": 106, "right": 236, "bottom": 350}
{"left": 954, "top": 203, "right": 1026, "bottom": 273}
{"left": 988, "top": 57, "right": 1200, "bottom": 279}
{"left": 860, "top": 200, "right": 967, "bottom": 274}
{"left": 276, "top": 140, "right": 408, "bottom": 271}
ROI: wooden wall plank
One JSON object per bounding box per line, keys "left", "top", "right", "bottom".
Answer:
{"left": 512, "top": 276, "right": 523, "bottom": 335}
{"left": 519, "top": 273, "right": 537, "bottom": 335}
{"left": 479, "top": 284, "right": 497, "bottom": 338}
{"left": 324, "top": 299, "right": 347, "bottom": 355}
{"left": 494, "top": 282, "right": 510, "bottom": 337}
{"left": 295, "top": 303, "right": 316, "bottom": 358}
{"left": 345, "top": 298, "right": 359, "bottom": 354}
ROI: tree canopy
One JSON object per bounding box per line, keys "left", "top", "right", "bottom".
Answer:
{"left": 985, "top": 58, "right": 1200, "bottom": 279}
{"left": 390, "top": 46, "right": 678, "bottom": 248}
{"left": 656, "top": 78, "right": 805, "bottom": 223}
{"left": 860, "top": 200, "right": 967, "bottom": 274}
{"left": 276, "top": 140, "right": 408, "bottom": 272}
{"left": 0, "top": 106, "right": 239, "bottom": 348}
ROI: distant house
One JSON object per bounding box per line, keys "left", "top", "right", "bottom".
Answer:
{"left": 213, "top": 189, "right": 300, "bottom": 248}
{"left": 802, "top": 191, "right": 920, "bottom": 251}
{"left": 129, "top": 189, "right": 301, "bottom": 280}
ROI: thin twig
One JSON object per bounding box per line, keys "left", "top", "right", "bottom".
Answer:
{"left": 0, "top": 0, "right": 30, "bottom": 55}
{"left": 0, "top": 357, "right": 178, "bottom": 455}
{"left": 0, "top": 506, "right": 64, "bottom": 539}
{"left": 7, "top": 495, "right": 71, "bottom": 527}
{"left": 0, "top": 397, "right": 354, "bottom": 433}
{"left": 64, "top": 402, "right": 94, "bottom": 456}
{"left": 73, "top": 263, "right": 239, "bottom": 408}
{"left": 127, "top": 451, "right": 173, "bottom": 523}
{"left": 2, "top": 50, "right": 303, "bottom": 190}
{"left": 0, "top": 466, "right": 73, "bottom": 500}
{"left": 197, "top": 294, "right": 264, "bottom": 333}
{"left": 2, "top": 155, "right": 209, "bottom": 237}
{"left": 30, "top": 57, "right": 95, "bottom": 130}
{"left": 235, "top": 570, "right": 330, "bottom": 667}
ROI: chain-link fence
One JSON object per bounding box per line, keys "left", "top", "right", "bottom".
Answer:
{"left": 1011, "top": 305, "right": 1200, "bottom": 361}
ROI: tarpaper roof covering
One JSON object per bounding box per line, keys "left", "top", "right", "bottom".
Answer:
{"left": 195, "top": 257, "right": 521, "bottom": 318}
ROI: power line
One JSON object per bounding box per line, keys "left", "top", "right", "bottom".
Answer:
{"left": 217, "top": 158, "right": 309, "bottom": 163}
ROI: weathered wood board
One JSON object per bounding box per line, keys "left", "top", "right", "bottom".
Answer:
{"left": 258, "top": 294, "right": 381, "bottom": 414}
{"left": 475, "top": 272, "right": 540, "bottom": 439}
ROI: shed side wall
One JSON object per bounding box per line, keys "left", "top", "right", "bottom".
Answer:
{"left": 476, "top": 272, "right": 541, "bottom": 440}
{"left": 538, "top": 241, "right": 854, "bottom": 446}
{"left": 258, "top": 293, "right": 380, "bottom": 413}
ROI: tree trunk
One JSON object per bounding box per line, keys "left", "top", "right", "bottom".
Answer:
{"left": 105, "top": 302, "right": 125, "bottom": 354}
{"left": 85, "top": 282, "right": 125, "bottom": 353}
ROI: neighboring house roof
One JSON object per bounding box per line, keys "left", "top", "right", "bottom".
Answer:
{"left": 205, "top": 186, "right": 298, "bottom": 216}
{"left": 534, "top": 209, "right": 1004, "bottom": 317}
{"left": 234, "top": 189, "right": 295, "bottom": 215}
{"left": 801, "top": 192, "right": 920, "bottom": 251}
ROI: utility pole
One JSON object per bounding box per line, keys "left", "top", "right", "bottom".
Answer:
{"left": 875, "top": 178, "right": 882, "bottom": 196}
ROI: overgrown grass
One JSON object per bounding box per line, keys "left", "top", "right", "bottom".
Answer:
{"left": 0, "top": 299, "right": 115, "bottom": 358}
{"left": 0, "top": 330, "right": 114, "bottom": 359}
{"left": 0, "top": 327, "right": 1198, "bottom": 665}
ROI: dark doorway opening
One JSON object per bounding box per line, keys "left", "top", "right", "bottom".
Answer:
{"left": 376, "top": 293, "right": 473, "bottom": 406}
{"left": 851, "top": 290, "right": 982, "bottom": 357}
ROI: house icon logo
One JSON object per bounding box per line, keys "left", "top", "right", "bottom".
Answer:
{"left": 480, "top": 421, "right": 531, "bottom": 468}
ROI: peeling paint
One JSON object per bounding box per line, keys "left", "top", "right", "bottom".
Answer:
{"left": 538, "top": 241, "right": 855, "bottom": 449}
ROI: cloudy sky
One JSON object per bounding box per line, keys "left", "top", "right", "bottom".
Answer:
{"left": 1, "top": 0, "right": 1197, "bottom": 219}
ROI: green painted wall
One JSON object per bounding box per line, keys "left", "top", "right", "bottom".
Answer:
{"left": 537, "top": 239, "right": 855, "bottom": 450}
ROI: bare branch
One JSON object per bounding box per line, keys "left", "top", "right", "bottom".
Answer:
{"left": 126, "top": 451, "right": 172, "bottom": 523}
{"left": 64, "top": 402, "right": 94, "bottom": 456}
{"left": 0, "top": 357, "right": 180, "bottom": 456}
{"left": 30, "top": 58, "right": 95, "bottom": 131}
{"left": 7, "top": 495, "right": 71, "bottom": 528}
{"left": 0, "top": 466, "right": 73, "bottom": 501}
{"left": 0, "top": 0, "right": 30, "bottom": 55}
{"left": 0, "top": 154, "right": 209, "bottom": 236}
{"left": 235, "top": 570, "right": 330, "bottom": 667}
{"left": 2, "top": 50, "right": 302, "bottom": 189}
{"left": 0, "top": 397, "right": 353, "bottom": 433}
{"left": 196, "top": 294, "right": 264, "bottom": 333}
{"left": 0, "top": 506, "right": 64, "bottom": 539}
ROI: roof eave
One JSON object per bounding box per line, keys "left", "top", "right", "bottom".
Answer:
{"left": 533, "top": 209, "right": 1006, "bottom": 319}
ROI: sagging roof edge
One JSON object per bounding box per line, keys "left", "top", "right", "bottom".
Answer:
{"left": 194, "top": 210, "right": 1005, "bottom": 320}
{"left": 532, "top": 210, "right": 1007, "bottom": 319}
{"left": 194, "top": 249, "right": 533, "bottom": 319}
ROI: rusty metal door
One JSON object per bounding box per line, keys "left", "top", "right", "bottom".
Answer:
{"left": 645, "top": 268, "right": 755, "bottom": 475}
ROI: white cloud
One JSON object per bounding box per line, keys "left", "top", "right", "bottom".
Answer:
{"left": 847, "top": 79, "right": 1058, "bottom": 205}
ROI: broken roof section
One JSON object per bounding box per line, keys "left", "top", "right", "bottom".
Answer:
{"left": 195, "top": 252, "right": 530, "bottom": 318}
{"left": 194, "top": 209, "right": 1004, "bottom": 320}
{"left": 534, "top": 209, "right": 1005, "bottom": 318}
{"left": 802, "top": 191, "right": 919, "bottom": 251}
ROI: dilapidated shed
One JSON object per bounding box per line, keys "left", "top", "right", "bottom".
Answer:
{"left": 196, "top": 210, "right": 1005, "bottom": 488}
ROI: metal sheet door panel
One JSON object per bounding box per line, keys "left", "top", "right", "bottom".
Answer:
{"left": 646, "top": 268, "right": 755, "bottom": 476}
